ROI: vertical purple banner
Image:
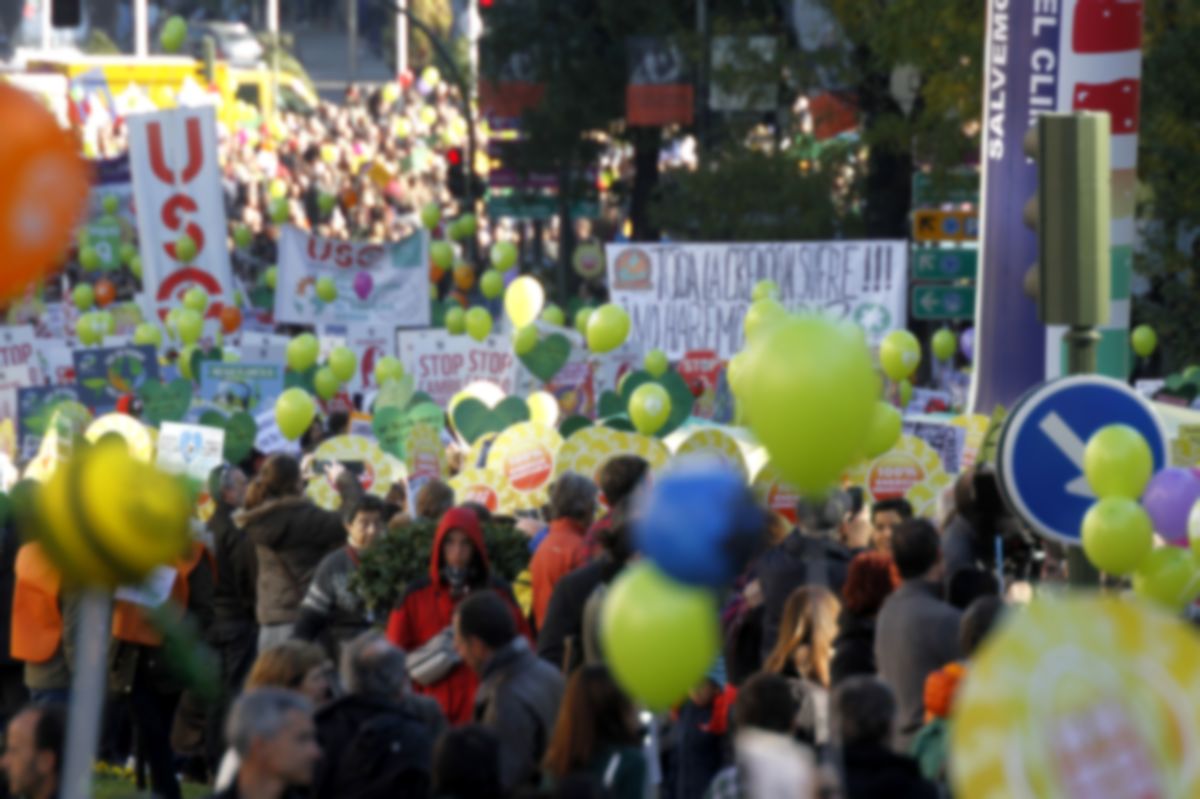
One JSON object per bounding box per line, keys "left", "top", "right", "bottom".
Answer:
{"left": 969, "top": 0, "right": 1063, "bottom": 413}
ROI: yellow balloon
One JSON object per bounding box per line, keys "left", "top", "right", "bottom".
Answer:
{"left": 504, "top": 276, "right": 545, "bottom": 328}
{"left": 528, "top": 391, "right": 560, "bottom": 428}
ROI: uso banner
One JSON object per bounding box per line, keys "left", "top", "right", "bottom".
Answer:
{"left": 606, "top": 241, "right": 907, "bottom": 359}
{"left": 972, "top": 0, "right": 1143, "bottom": 412}
{"left": 395, "top": 330, "right": 519, "bottom": 408}
{"left": 127, "top": 106, "right": 234, "bottom": 322}
{"left": 275, "top": 227, "right": 430, "bottom": 328}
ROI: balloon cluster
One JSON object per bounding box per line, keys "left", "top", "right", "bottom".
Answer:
{"left": 1080, "top": 424, "right": 1200, "bottom": 610}
{"left": 602, "top": 462, "right": 764, "bottom": 708}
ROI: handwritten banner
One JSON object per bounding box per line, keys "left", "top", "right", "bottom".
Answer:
{"left": 395, "top": 330, "right": 519, "bottom": 408}
{"left": 606, "top": 240, "right": 907, "bottom": 358}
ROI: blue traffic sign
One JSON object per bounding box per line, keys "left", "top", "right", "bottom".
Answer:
{"left": 998, "top": 376, "right": 1168, "bottom": 544}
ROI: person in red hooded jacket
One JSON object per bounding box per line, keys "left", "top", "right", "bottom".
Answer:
{"left": 386, "top": 507, "right": 530, "bottom": 725}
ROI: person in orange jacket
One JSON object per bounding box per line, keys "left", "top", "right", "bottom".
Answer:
{"left": 10, "top": 542, "right": 82, "bottom": 706}
{"left": 529, "top": 474, "right": 598, "bottom": 632}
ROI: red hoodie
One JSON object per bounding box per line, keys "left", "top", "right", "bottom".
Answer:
{"left": 385, "top": 508, "right": 530, "bottom": 725}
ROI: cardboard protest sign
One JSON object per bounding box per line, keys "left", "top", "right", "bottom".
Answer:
{"left": 606, "top": 240, "right": 907, "bottom": 358}
{"left": 449, "top": 468, "right": 519, "bottom": 515}
{"left": 72, "top": 345, "right": 159, "bottom": 412}
{"left": 16, "top": 386, "right": 83, "bottom": 462}
{"left": 198, "top": 362, "right": 285, "bottom": 416}
{"left": 555, "top": 427, "right": 670, "bottom": 485}
{"left": 405, "top": 424, "right": 448, "bottom": 500}
{"left": 488, "top": 423, "right": 563, "bottom": 511}
{"left": 275, "top": 226, "right": 430, "bottom": 327}
{"left": 669, "top": 427, "right": 749, "bottom": 481}
{"left": 396, "top": 330, "right": 519, "bottom": 408}
{"left": 128, "top": 106, "right": 234, "bottom": 322}
{"left": 306, "top": 435, "right": 397, "bottom": 510}
{"left": 0, "top": 365, "right": 37, "bottom": 426}
{"left": 156, "top": 422, "right": 225, "bottom": 481}
{"left": 843, "top": 434, "right": 954, "bottom": 519}
{"left": 0, "top": 326, "right": 42, "bottom": 384}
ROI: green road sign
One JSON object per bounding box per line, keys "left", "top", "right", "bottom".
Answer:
{"left": 912, "top": 170, "right": 979, "bottom": 207}
{"left": 487, "top": 193, "right": 599, "bottom": 221}
{"left": 910, "top": 248, "right": 978, "bottom": 281}
{"left": 86, "top": 217, "right": 123, "bottom": 271}
{"left": 912, "top": 285, "right": 976, "bottom": 320}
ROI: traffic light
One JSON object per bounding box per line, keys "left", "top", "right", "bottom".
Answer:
{"left": 445, "top": 147, "right": 485, "bottom": 202}
{"left": 52, "top": 0, "right": 81, "bottom": 27}
{"left": 1023, "top": 112, "right": 1111, "bottom": 327}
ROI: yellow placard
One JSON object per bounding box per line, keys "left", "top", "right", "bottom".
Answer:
{"left": 405, "top": 423, "right": 448, "bottom": 493}
{"left": 85, "top": 414, "right": 155, "bottom": 463}
{"left": 487, "top": 423, "right": 563, "bottom": 511}
{"left": 555, "top": 426, "right": 670, "bottom": 487}
{"left": 950, "top": 413, "right": 992, "bottom": 471}
{"left": 952, "top": 595, "right": 1200, "bottom": 799}
{"left": 751, "top": 462, "right": 801, "bottom": 524}
{"left": 449, "top": 467, "right": 521, "bottom": 515}
{"left": 671, "top": 427, "right": 749, "bottom": 481}
{"left": 0, "top": 419, "right": 14, "bottom": 462}
{"left": 844, "top": 434, "right": 953, "bottom": 519}
{"left": 306, "top": 435, "right": 398, "bottom": 510}
{"left": 1170, "top": 424, "right": 1200, "bottom": 467}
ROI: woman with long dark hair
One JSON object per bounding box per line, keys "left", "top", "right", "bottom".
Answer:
{"left": 763, "top": 585, "right": 840, "bottom": 747}
{"left": 542, "top": 664, "right": 647, "bottom": 799}
{"left": 235, "top": 454, "right": 353, "bottom": 651}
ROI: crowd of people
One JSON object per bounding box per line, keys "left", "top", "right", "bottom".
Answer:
{"left": 0, "top": 417, "right": 1029, "bottom": 798}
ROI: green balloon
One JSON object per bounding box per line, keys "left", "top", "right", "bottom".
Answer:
{"left": 752, "top": 280, "right": 780, "bottom": 302}
{"left": 458, "top": 214, "right": 477, "bottom": 237}
{"left": 79, "top": 247, "right": 101, "bottom": 272}
{"left": 743, "top": 316, "right": 877, "bottom": 495}
{"left": 490, "top": 241, "right": 517, "bottom": 271}
{"left": 574, "top": 307, "right": 593, "bottom": 336}
{"left": 176, "top": 308, "right": 204, "bottom": 346}
{"left": 480, "top": 270, "right": 504, "bottom": 300}
{"left": 183, "top": 287, "right": 208, "bottom": 313}
{"left": 931, "top": 328, "right": 957, "bottom": 361}
{"left": 445, "top": 307, "right": 466, "bottom": 335}
{"left": 586, "top": 304, "right": 630, "bottom": 354}
{"left": 726, "top": 351, "right": 749, "bottom": 398}
{"left": 313, "top": 367, "right": 340, "bottom": 400}
{"left": 329, "top": 346, "right": 357, "bottom": 383}
{"left": 430, "top": 241, "right": 454, "bottom": 271}
{"left": 175, "top": 234, "right": 197, "bottom": 264}
{"left": 129, "top": 255, "right": 142, "bottom": 279}
{"left": 600, "top": 563, "right": 720, "bottom": 711}
{"left": 644, "top": 349, "right": 669, "bottom": 379}
{"left": 1083, "top": 424, "right": 1153, "bottom": 499}
{"left": 317, "top": 192, "right": 336, "bottom": 215}
{"left": 898, "top": 378, "right": 913, "bottom": 407}
{"left": 743, "top": 298, "right": 786, "bottom": 343}
{"left": 72, "top": 284, "right": 95, "bottom": 311}
{"left": 233, "top": 224, "right": 253, "bottom": 249}
{"left": 269, "top": 197, "right": 290, "bottom": 224}
{"left": 316, "top": 276, "right": 338, "bottom": 303}
{"left": 1131, "top": 325, "right": 1157, "bottom": 358}
{"left": 629, "top": 382, "right": 671, "bottom": 436}
{"left": 160, "top": 15, "right": 188, "bottom": 53}
{"left": 420, "top": 203, "right": 442, "bottom": 230}
{"left": 286, "top": 333, "right": 319, "bottom": 372}
{"left": 264, "top": 266, "right": 278, "bottom": 289}
{"left": 880, "top": 329, "right": 922, "bottom": 382}
{"left": 133, "top": 323, "right": 162, "bottom": 348}
{"left": 119, "top": 242, "right": 137, "bottom": 265}
{"left": 513, "top": 325, "right": 538, "bottom": 355}
{"left": 275, "top": 388, "right": 316, "bottom": 440}
{"left": 1133, "top": 547, "right": 1200, "bottom": 610}
{"left": 374, "top": 356, "right": 405, "bottom": 386}
{"left": 465, "top": 307, "right": 493, "bottom": 342}
{"left": 102, "top": 195, "right": 120, "bottom": 215}
{"left": 863, "top": 401, "right": 902, "bottom": 458}
{"left": 541, "top": 304, "right": 565, "bottom": 327}
{"left": 1081, "top": 497, "right": 1153, "bottom": 576}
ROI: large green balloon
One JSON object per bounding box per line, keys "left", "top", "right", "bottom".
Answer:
{"left": 1083, "top": 424, "right": 1153, "bottom": 499}
{"left": 600, "top": 563, "right": 720, "bottom": 711}
{"left": 445, "top": 307, "right": 466, "bottom": 335}
{"left": 328, "top": 347, "right": 357, "bottom": 383}
{"left": 275, "top": 388, "right": 316, "bottom": 440}
{"left": 374, "top": 356, "right": 404, "bottom": 386}
{"left": 1131, "top": 325, "right": 1157, "bottom": 358}
{"left": 176, "top": 308, "right": 204, "bottom": 346}
{"left": 72, "top": 284, "right": 94, "bottom": 311}
{"left": 505, "top": 276, "right": 544, "bottom": 328}
{"left": 743, "top": 298, "right": 786, "bottom": 343}
{"left": 513, "top": 325, "right": 538, "bottom": 356}
{"left": 644, "top": 349, "right": 669, "bottom": 379}
{"left": 183, "top": 287, "right": 208, "bottom": 313}
{"left": 480, "top": 269, "right": 504, "bottom": 300}
{"left": 863, "top": 401, "right": 902, "bottom": 458}
{"left": 629, "top": 383, "right": 671, "bottom": 436}
{"left": 286, "top": 333, "right": 319, "bottom": 372}
{"left": 132, "top": 323, "right": 162, "bottom": 348}
{"left": 490, "top": 241, "right": 518, "bottom": 271}
{"left": 1081, "top": 497, "right": 1153, "bottom": 576}
{"left": 160, "top": 15, "right": 188, "bottom": 53}
{"left": 313, "top": 367, "right": 340, "bottom": 400}
{"left": 931, "top": 328, "right": 957, "bottom": 361}
{"left": 541, "top": 304, "right": 565, "bottom": 327}
{"left": 879, "top": 329, "right": 922, "bottom": 382}
{"left": 420, "top": 203, "right": 441, "bottom": 230}
{"left": 742, "top": 316, "right": 877, "bottom": 495}
{"left": 430, "top": 241, "right": 454, "bottom": 270}
{"left": 574, "top": 307, "right": 593, "bottom": 336}
{"left": 587, "top": 304, "right": 631, "bottom": 354}
{"left": 1133, "top": 547, "right": 1200, "bottom": 610}
{"left": 465, "top": 307, "right": 493, "bottom": 342}
{"left": 315, "top": 277, "right": 338, "bottom": 304}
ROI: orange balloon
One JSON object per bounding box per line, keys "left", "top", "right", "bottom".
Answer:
{"left": 0, "top": 85, "right": 90, "bottom": 302}
{"left": 219, "top": 305, "right": 243, "bottom": 334}
{"left": 430, "top": 263, "right": 446, "bottom": 283}
{"left": 453, "top": 263, "right": 475, "bottom": 291}
{"left": 93, "top": 278, "right": 116, "bottom": 307}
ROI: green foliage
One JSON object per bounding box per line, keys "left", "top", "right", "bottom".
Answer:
{"left": 351, "top": 518, "right": 532, "bottom": 612}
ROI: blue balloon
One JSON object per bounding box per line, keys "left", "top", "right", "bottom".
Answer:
{"left": 635, "top": 462, "right": 765, "bottom": 589}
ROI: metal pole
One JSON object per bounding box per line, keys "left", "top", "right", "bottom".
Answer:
{"left": 40, "top": 0, "right": 50, "bottom": 51}
{"left": 60, "top": 593, "right": 113, "bottom": 799}
{"left": 134, "top": 0, "right": 148, "bottom": 57}
{"left": 349, "top": 0, "right": 359, "bottom": 84}
{"left": 267, "top": 0, "right": 280, "bottom": 115}
{"left": 1065, "top": 324, "right": 1101, "bottom": 586}
{"left": 395, "top": 0, "right": 409, "bottom": 76}
{"left": 468, "top": 0, "right": 479, "bottom": 94}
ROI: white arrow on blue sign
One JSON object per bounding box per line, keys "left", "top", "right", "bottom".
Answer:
{"left": 998, "top": 375, "right": 1168, "bottom": 545}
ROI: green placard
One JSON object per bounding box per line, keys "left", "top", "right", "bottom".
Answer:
{"left": 486, "top": 193, "right": 599, "bottom": 221}
{"left": 911, "top": 285, "right": 976, "bottom": 320}
{"left": 910, "top": 248, "right": 979, "bottom": 281}
{"left": 87, "top": 217, "right": 123, "bottom": 271}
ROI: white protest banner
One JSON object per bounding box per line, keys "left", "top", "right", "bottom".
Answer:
{"left": 347, "top": 324, "right": 397, "bottom": 391}
{"left": 0, "top": 365, "right": 37, "bottom": 424}
{"left": 396, "top": 330, "right": 518, "bottom": 408}
{"left": 275, "top": 226, "right": 430, "bottom": 328}
{"left": 235, "top": 332, "right": 292, "bottom": 365}
{"left": 606, "top": 240, "right": 907, "bottom": 358}
{"left": 0, "top": 327, "right": 41, "bottom": 384}
{"left": 156, "top": 422, "right": 225, "bottom": 481}
{"left": 127, "top": 105, "right": 234, "bottom": 322}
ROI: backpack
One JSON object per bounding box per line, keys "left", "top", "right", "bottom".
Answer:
{"left": 325, "top": 711, "right": 432, "bottom": 799}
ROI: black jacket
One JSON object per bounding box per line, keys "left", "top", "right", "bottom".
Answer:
{"left": 536, "top": 556, "right": 620, "bottom": 671}
{"left": 210, "top": 501, "right": 257, "bottom": 627}
{"left": 313, "top": 693, "right": 437, "bottom": 799}
{"left": 841, "top": 743, "right": 939, "bottom": 799}
{"left": 757, "top": 530, "right": 852, "bottom": 660}
{"left": 831, "top": 610, "right": 878, "bottom": 686}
